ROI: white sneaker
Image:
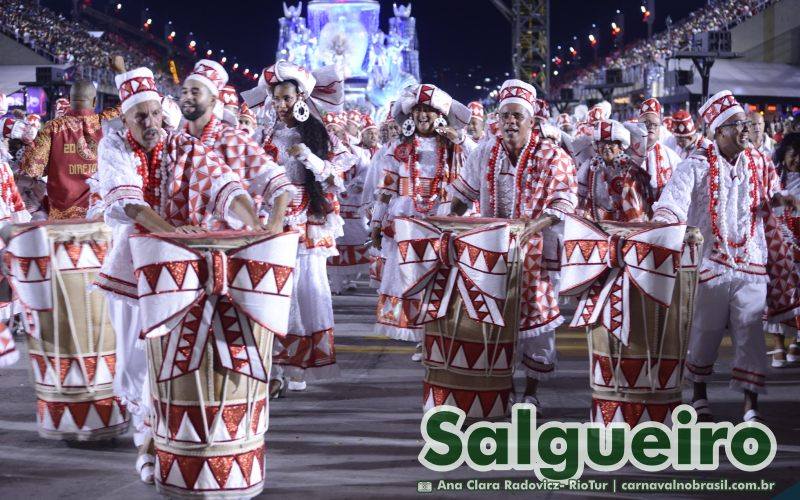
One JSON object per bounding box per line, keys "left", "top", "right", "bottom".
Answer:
{"left": 787, "top": 343, "right": 800, "bottom": 363}
{"left": 411, "top": 343, "right": 423, "bottom": 362}
{"left": 287, "top": 379, "right": 307, "bottom": 391}
{"left": 521, "top": 395, "right": 543, "bottom": 418}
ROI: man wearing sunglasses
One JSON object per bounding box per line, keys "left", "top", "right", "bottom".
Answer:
{"left": 652, "top": 90, "right": 797, "bottom": 425}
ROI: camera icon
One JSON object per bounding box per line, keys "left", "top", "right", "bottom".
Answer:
{"left": 417, "top": 481, "right": 433, "bottom": 493}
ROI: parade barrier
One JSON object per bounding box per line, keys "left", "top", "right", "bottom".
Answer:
{"left": 560, "top": 215, "right": 701, "bottom": 427}
{"left": 130, "top": 230, "right": 299, "bottom": 499}
{"left": 5, "top": 220, "right": 129, "bottom": 440}
{"left": 395, "top": 216, "right": 529, "bottom": 420}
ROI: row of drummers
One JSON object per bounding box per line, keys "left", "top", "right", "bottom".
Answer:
{"left": 0, "top": 54, "right": 797, "bottom": 499}
{"left": 361, "top": 80, "right": 800, "bottom": 434}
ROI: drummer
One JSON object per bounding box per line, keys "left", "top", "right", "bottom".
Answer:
{"left": 653, "top": 90, "right": 796, "bottom": 424}
{"left": 179, "top": 59, "right": 293, "bottom": 232}
{"left": 94, "top": 56, "right": 266, "bottom": 484}
{"left": 449, "top": 78, "right": 578, "bottom": 416}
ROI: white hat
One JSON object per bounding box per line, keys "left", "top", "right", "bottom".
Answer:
{"left": 252, "top": 60, "right": 344, "bottom": 119}
{"left": 185, "top": 59, "right": 228, "bottom": 97}
{"left": 391, "top": 84, "right": 471, "bottom": 130}
{"left": 596, "top": 101, "right": 612, "bottom": 120}
{"left": 593, "top": 120, "right": 631, "bottom": 150}
{"left": 639, "top": 98, "right": 662, "bottom": 118}
{"left": 115, "top": 67, "right": 160, "bottom": 114}
{"left": 670, "top": 110, "right": 696, "bottom": 138}
{"left": 699, "top": 90, "right": 744, "bottom": 134}
{"left": 160, "top": 95, "right": 182, "bottom": 130}
{"left": 498, "top": 79, "right": 536, "bottom": 117}
{"left": 468, "top": 101, "right": 485, "bottom": 121}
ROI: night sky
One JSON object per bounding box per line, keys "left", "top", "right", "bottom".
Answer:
{"left": 43, "top": 0, "right": 705, "bottom": 102}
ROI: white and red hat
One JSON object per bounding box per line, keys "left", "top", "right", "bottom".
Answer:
{"left": 534, "top": 98, "right": 550, "bottom": 121}
{"left": 186, "top": 59, "right": 228, "bottom": 97}
{"left": 259, "top": 60, "right": 317, "bottom": 97}
{"left": 639, "top": 97, "right": 662, "bottom": 118}
{"left": 392, "top": 83, "right": 470, "bottom": 130}
{"left": 361, "top": 114, "right": 377, "bottom": 131}
{"left": 346, "top": 109, "right": 362, "bottom": 126}
{"left": 54, "top": 97, "right": 70, "bottom": 117}
{"left": 115, "top": 67, "right": 160, "bottom": 114}
{"left": 557, "top": 113, "right": 573, "bottom": 128}
{"left": 699, "top": 90, "right": 744, "bottom": 134}
{"left": 670, "top": 110, "right": 696, "bottom": 138}
{"left": 238, "top": 103, "right": 256, "bottom": 123}
{"left": 323, "top": 111, "right": 346, "bottom": 128}
{"left": 26, "top": 113, "right": 41, "bottom": 131}
{"left": 587, "top": 106, "right": 604, "bottom": 123}
{"left": 160, "top": 95, "right": 182, "bottom": 130}
{"left": 593, "top": 120, "right": 631, "bottom": 149}
{"left": 219, "top": 85, "right": 238, "bottom": 107}
{"left": 468, "top": 101, "right": 484, "bottom": 121}
{"left": 498, "top": 79, "right": 536, "bottom": 117}
{"left": 596, "top": 101, "right": 612, "bottom": 120}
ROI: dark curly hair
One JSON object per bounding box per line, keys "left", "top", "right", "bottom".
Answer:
{"left": 774, "top": 132, "right": 800, "bottom": 186}
{"left": 273, "top": 79, "right": 331, "bottom": 218}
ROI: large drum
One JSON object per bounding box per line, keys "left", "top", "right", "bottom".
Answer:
{"left": 394, "top": 216, "right": 528, "bottom": 420}
{"left": 560, "top": 216, "right": 701, "bottom": 427}
{"left": 130, "top": 230, "right": 299, "bottom": 500}
{"left": 5, "top": 220, "right": 129, "bottom": 440}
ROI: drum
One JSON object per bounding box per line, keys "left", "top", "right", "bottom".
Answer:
{"left": 561, "top": 216, "right": 701, "bottom": 427}
{"left": 5, "top": 220, "right": 129, "bottom": 440}
{"left": 130, "top": 230, "right": 299, "bottom": 500}
{"left": 394, "top": 216, "right": 528, "bottom": 420}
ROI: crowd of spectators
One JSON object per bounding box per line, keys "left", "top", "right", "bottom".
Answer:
{"left": 555, "top": 0, "right": 780, "bottom": 91}
{"left": 0, "top": 0, "right": 179, "bottom": 93}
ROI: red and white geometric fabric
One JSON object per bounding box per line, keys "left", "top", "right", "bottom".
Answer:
{"left": 54, "top": 98, "right": 71, "bottom": 118}
{"left": 114, "top": 67, "right": 160, "bottom": 113}
{"left": 219, "top": 85, "right": 239, "bottom": 107}
{"left": 186, "top": 59, "right": 228, "bottom": 96}
{"left": 699, "top": 89, "right": 744, "bottom": 134}
{"left": 498, "top": 79, "right": 536, "bottom": 116}
{"left": 394, "top": 217, "right": 514, "bottom": 327}
{"left": 593, "top": 120, "right": 631, "bottom": 149}
{"left": 576, "top": 153, "right": 651, "bottom": 222}
{"left": 191, "top": 115, "right": 294, "bottom": 209}
{"left": 560, "top": 215, "right": 687, "bottom": 346}
{"left": 323, "top": 111, "right": 347, "bottom": 129}
{"left": 0, "top": 323, "right": 18, "bottom": 367}
{"left": 423, "top": 383, "right": 510, "bottom": 419}
{"left": 639, "top": 97, "right": 662, "bottom": 118}
{"left": 670, "top": 110, "right": 696, "bottom": 137}
{"left": 95, "top": 129, "right": 248, "bottom": 300}
{"left": 468, "top": 101, "right": 485, "bottom": 121}
{"left": 129, "top": 231, "right": 299, "bottom": 382}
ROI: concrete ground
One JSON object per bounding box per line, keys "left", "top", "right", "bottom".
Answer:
{"left": 0, "top": 284, "right": 798, "bottom": 499}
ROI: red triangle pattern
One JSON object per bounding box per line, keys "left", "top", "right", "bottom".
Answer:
{"left": 36, "top": 396, "right": 125, "bottom": 430}
{"left": 424, "top": 383, "right": 509, "bottom": 419}
{"left": 593, "top": 398, "right": 679, "bottom": 427}
{"left": 156, "top": 445, "right": 265, "bottom": 491}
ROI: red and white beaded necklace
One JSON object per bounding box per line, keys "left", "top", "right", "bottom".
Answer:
{"left": 707, "top": 143, "right": 760, "bottom": 258}
{"left": 189, "top": 116, "right": 223, "bottom": 148}
{"left": 127, "top": 130, "right": 165, "bottom": 213}
{"left": 407, "top": 137, "right": 447, "bottom": 214}
{"left": 486, "top": 134, "right": 539, "bottom": 218}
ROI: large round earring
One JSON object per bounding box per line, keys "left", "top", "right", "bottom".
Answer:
{"left": 433, "top": 116, "right": 447, "bottom": 129}
{"left": 293, "top": 100, "right": 310, "bottom": 122}
{"left": 402, "top": 117, "right": 416, "bottom": 137}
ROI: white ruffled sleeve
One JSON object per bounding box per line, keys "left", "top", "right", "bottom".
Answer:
{"left": 97, "top": 133, "right": 147, "bottom": 224}
{"left": 652, "top": 158, "right": 697, "bottom": 223}
{"left": 447, "top": 140, "right": 487, "bottom": 208}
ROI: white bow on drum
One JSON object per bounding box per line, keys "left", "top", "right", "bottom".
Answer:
{"left": 393, "top": 217, "right": 514, "bottom": 327}
{"left": 130, "top": 231, "right": 300, "bottom": 383}
{"left": 560, "top": 215, "right": 687, "bottom": 346}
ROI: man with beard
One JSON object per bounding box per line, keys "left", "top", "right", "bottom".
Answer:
{"left": 95, "top": 57, "right": 266, "bottom": 484}
{"left": 179, "top": 60, "right": 292, "bottom": 233}
{"left": 653, "top": 90, "right": 793, "bottom": 424}
{"left": 448, "top": 79, "right": 578, "bottom": 415}
{"left": 20, "top": 80, "right": 118, "bottom": 219}
{"left": 466, "top": 101, "right": 485, "bottom": 142}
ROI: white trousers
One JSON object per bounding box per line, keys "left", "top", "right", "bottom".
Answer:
{"left": 685, "top": 279, "right": 768, "bottom": 394}
{"left": 108, "top": 296, "right": 151, "bottom": 443}
{"left": 519, "top": 330, "right": 557, "bottom": 381}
